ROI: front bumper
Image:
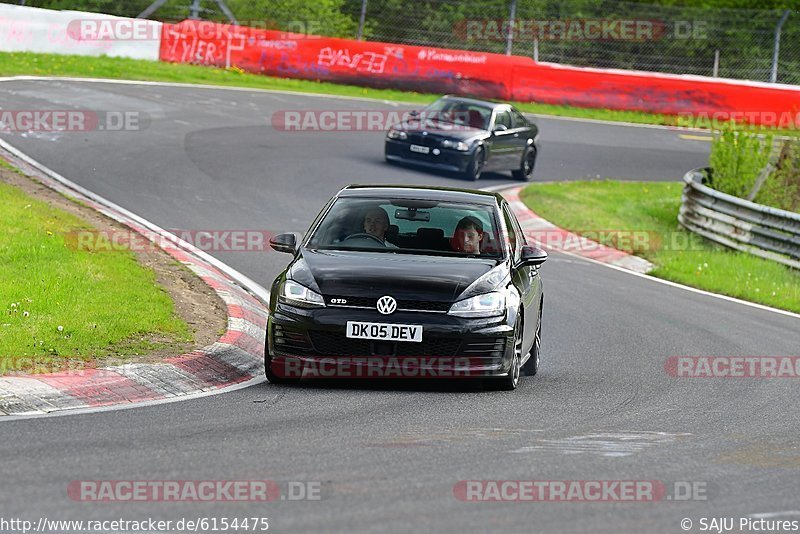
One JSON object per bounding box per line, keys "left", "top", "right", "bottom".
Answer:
{"left": 267, "top": 303, "right": 515, "bottom": 379}
{"left": 385, "top": 139, "right": 472, "bottom": 173}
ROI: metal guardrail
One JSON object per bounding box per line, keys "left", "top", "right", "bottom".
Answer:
{"left": 678, "top": 167, "right": 800, "bottom": 269}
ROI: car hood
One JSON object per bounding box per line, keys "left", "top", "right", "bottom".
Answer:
{"left": 394, "top": 119, "right": 486, "bottom": 140}
{"left": 290, "top": 249, "right": 499, "bottom": 302}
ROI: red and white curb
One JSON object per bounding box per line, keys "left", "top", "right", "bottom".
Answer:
{"left": 0, "top": 140, "right": 268, "bottom": 417}
{"left": 502, "top": 186, "right": 654, "bottom": 274}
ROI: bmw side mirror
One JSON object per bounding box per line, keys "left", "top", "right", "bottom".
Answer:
{"left": 409, "top": 110, "right": 420, "bottom": 117}
{"left": 520, "top": 245, "right": 547, "bottom": 267}
{"left": 270, "top": 233, "right": 298, "bottom": 254}
{"left": 492, "top": 124, "right": 508, "bottom": 134}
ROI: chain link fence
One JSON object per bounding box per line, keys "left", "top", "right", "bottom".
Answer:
{"left": 345, "top": 0, "right": 799, "bottom": 85}
{"left": 11, "top": 0, "right": 800, "bottom": 84}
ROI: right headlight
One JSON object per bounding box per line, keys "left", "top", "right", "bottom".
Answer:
{"left": 387, "top": 129, "right": 408, "bottom": 140}
{"left": 441, "top": 139, "right": 470, "bottom": 151}
{"left": 279, "top": 280, "right": 325, "bottom": 308}
{"left": 447, "top": 291, "right": 506, "bottom": 318}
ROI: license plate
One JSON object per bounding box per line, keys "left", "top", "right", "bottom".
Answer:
{"left": 346, "top": 321, "right": 423, "bottom": 343}
{"left": 409, "top": 144, "right": 430, "bottom": 154}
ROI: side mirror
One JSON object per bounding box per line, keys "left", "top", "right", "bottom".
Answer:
{"left": 270, "top": 233, "right": 298, "bottom": 254}
{"left": 492, "top": 124, "right": 508, "bottom": 134}
{"left": 520, "top": 245, "right": 547, "bottom": 267}
{"left": 409, "top": 110, "right": 420, "bottom": 118}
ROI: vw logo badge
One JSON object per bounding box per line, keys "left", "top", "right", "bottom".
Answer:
{"left": 376, "top": 296, "right": 397, "bottom": 315}
{"left": 422, "top": 131, "right": 428, "bottom": 136}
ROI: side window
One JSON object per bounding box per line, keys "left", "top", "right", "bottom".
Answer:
{"left": 510, "top": 208, "right": 527, "bottom": 246}
{"left": 511, "top": 110, "right": 528, "bottom": 129}
{"left": 502, "top": 205, "right": 519, "bottom": 260}
{"left": 494, "top": 110, "right": 512, "bottom": 130}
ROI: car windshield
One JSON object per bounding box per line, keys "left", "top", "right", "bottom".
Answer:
{"left": 307, "top": 197, "right": 503, "bottom": 258}
{"left": 419, "top": 99, "right": 492, "bottom": 130}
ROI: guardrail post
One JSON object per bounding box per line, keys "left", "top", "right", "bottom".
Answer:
{"left": 505, "top": 0, "right": 517, "bottom": 56}
{"left": 712, "top": 49, "right": 720, "bottom": 77}
{"left": 357, "top": 0, "right": 368, "bottom": 41}
{"left": 770, "top": 10, "right": 791, "bottom": 83}
{"left": 746, "top": 140, "right": 784, "bottom": 201}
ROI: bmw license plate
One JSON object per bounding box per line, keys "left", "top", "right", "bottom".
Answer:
{"left": 346, "top": 321, "right": 423, "bottom": 342}
{"left": 409, "top": 144, "right": 430, "bottom": 154}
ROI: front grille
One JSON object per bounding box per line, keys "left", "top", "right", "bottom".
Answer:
{"left": 273, "top": 324, "right": 312, "bottom": 353}
{"left": 406, "top": 133, "right": 442, "bottom": 147}
{"left": 308, "top": 332, "right": 505, "bottom": 360}
{"left": 399, "top": 299, "right": 450, "bottom": 312}
{"left": 326, "top": 295, "right": 450, "bottom": 313}
{"left": 310, "top": 331, "right": 462, "bottom": 357}
{"left": 461, "top": 338, "right": 507, "bottom": 357}
{"left": 327, "top": 296, "right": 374, "bottom": 308}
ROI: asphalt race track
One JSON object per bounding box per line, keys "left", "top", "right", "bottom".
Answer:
{"left": 1, "top": 79, "right": 798, "bottom": 533}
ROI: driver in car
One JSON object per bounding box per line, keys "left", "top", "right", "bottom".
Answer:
{"left": 450, "top": 216, "right": 484, "bottom": 254}
{"left": 362, "top": 207, "right": 398, "bottom": 248}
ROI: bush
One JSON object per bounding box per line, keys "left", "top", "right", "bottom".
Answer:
{"left": 708, "top": 125, "right": 773, "bottom": 198}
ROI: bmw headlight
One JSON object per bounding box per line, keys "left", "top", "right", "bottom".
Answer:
{"left": 441, "top": 139, "right": 470, "bottom": 151}
{"left": 279, "top": 280, "right": 325, "bottom": 308}
{"left": 387, "top": 129, "right": 408, "bottom": 140}
{"left": 448, "top": 291, "right": 506, "bottom": 318}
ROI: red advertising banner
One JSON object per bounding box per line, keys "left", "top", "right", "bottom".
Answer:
{"left": 160, "top": 19, "right": 800, "bottom": 126}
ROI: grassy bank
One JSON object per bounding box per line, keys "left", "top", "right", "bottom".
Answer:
{"left": 520, "top": 181, "right": 800, "bottom": 313}
{"left": 0, "top": 160, "right": 192, "bottom": 373}
{"left": 0, "top": 51, "right": 679, "bottom": 126}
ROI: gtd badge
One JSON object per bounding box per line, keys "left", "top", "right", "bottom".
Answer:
{"left": 376, "top": 296, "right": 397, "bottom": 315}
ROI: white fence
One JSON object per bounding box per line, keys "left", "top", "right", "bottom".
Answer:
{"left": 0, "top": 4, "right": 162, "bottom": 61}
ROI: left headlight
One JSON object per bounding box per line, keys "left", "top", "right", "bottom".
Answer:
{"left": 441, "top": 139, "right": 470, "bottom": 151}
{"left": 387, "top": 129, "right": 408, "bottom": 140}
{"left": 448, "top": 292, "right": 506, "bottom": 318}
{"left": 279, "top": 279, "right": 326, "bottom": 308}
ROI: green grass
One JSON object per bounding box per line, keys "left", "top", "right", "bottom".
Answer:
{"left": 520, "top": 181, "right": 800, "bottom": 313}
{"left": 3, "top": 51, "right": 798, "bottom": 133}
{"left": 3, "top": 52, "right": 798, "bottom": 134}
{"left": 0, "top": 174, "right": 192, "bottom": 374}
{"left": 0, "top": 51, "right": 692, "bottom": 127}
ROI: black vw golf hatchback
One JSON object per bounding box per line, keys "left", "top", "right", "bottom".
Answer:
{"left": 266, "top": 185, "right": 547, "bottom": 390}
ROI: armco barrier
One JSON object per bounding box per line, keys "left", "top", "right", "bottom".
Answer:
{"left": 159, "top": 19, "right": 800, "bottom": 125}
{"left": 678, "top": 168, "right": 800, "bottom": 269}
{"left": 0, "top": 4, "right": 162, "bottom": 61}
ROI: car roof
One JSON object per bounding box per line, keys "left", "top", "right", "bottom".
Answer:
{"left": 338, "top": 185, "right": 503, "bottom": 206}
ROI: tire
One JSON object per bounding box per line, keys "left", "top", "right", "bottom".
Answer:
{"left": 522, "top": 306, "right": 542, "bottom": 377}
{"left": 487, "top": 315, "right": 523, "bottom": 391}
{"left": 512, "top": 146, "right": 537, "bottom": 181}
{"left": 463, "top": 146, "right": 485, "bottom": 181}
{"left": 265, "top": 353, "right": 302, "bottom": 385}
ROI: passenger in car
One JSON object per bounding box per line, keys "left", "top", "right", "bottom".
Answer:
{"left": 450, "top": 216, "right": 484, "bottom": 254}
{"left": 363, "top": 207, "right": 399, "bottom": 248}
